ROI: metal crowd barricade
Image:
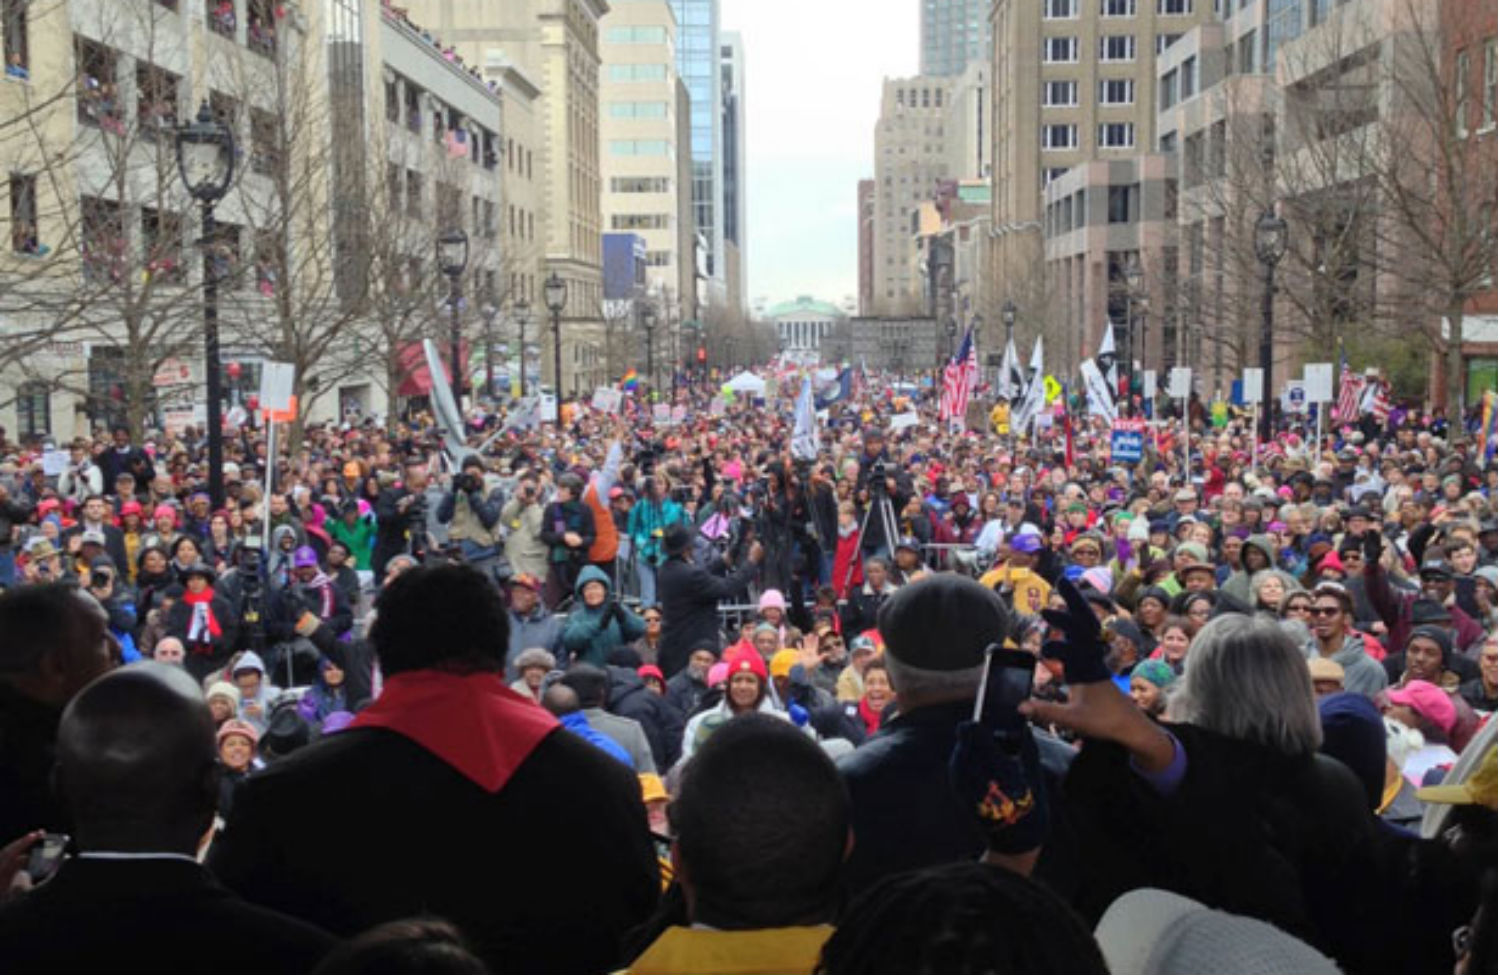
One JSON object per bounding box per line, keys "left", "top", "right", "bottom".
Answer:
{"left": 920, "top": 542, "right": 981, "bottom": 575}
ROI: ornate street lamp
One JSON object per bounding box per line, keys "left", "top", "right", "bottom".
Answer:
{"left": 543, "top": 272, "right": 567, "bottom": 398}
{"left": 1254, "top": 208, "right": 1288, "bottom": 442}
{"left": 436, "top": 228, "right": 469, "bottom": 410}
{"left": 176, "top": 100, "right": 236, "bottom": 511}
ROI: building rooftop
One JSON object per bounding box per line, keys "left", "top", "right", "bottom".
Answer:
{"left": 763, "top": 295, "right": 847, "bottom": 319}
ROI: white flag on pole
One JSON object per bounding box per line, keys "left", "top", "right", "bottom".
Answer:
{"left": 1080, "top": 358, "right": 1118, "bottom": 422}
{"left": 998, "top": 337, "right": 1021, "bottom": 401}
{"left": 1096, "top": 323, "right": 1119, "bottom": 396}
{"left": 1012, "top": 337, "right": 1046, "bottom": 433}
{"left": 791, "top": 376, "right": 820, "bottom": 461}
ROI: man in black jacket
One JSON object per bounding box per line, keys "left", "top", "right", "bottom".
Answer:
{"left": 210, "top": 563, "right": 659, "bottom": 975}
{"left": 0, "top": 662, "right": 334, "bottom": 973}
{"left": 656, "top": 523, "right": 762, "bottom": 678}
{"left": 372, "top": 457, "right": 432, "bottom": 575}
{"left": 95, "top": 424, "right": 156, "bottom": 497}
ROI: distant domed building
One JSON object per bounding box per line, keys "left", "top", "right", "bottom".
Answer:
{"left": 763, "top": 296, "right": 846, "bottom": 364}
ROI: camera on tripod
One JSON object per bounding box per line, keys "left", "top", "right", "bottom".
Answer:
{"left": 454, "top": 472, "right": 483, "bottom": 495}
{"left": 868, "top": 461, "right": 889, "bottom": 493}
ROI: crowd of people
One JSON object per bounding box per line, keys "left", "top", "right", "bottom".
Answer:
{"left": 0, "top": 365, "right": 1495, "bottom": 974}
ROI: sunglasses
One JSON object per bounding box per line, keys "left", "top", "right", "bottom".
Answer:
{"left": 1310, "top": 606, "right": 1342, "bottom": 617}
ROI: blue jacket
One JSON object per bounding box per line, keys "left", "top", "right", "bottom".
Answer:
{"left": 558, "top": 712, "right": 634, "bottom": 769}
{"left": 562, "top": 566, "right": 647, "bottom": 667}
{"left": 626, "top": 498, "right": 685, "bottom": 567}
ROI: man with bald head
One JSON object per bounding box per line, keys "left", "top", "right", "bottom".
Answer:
{"left": 152, "top": 636, "right": 186, "bottom": 667}
{"left": 0, "top": 662, "right": 334, "bottom": 973}
{"left": 0, "top": 584, "right": 114, "bottom": 840}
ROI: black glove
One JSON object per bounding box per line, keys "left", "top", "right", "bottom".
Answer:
{"left": 949, "top": 720, "right": 1049, "bottom": 855}
{"left": 1038, "top": 577, "right": 1112, "bottom": 685}
{"left": 1363, "top": 528, "right": 1382, "bottom": 565}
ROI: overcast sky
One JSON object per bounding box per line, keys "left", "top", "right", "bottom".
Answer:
{"left": 722, "top": 0, "right": 917, "bottom": 310}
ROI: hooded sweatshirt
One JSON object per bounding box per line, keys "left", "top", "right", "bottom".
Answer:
{"left": 561, "top": 566, "right": 647, "bottom": 667}
{"left": 1303, "top": 631, "right": 1389, "bottom": 698}
{"left": 1221, "top": 534, "right": 1300, "bottom": 606}
{"left": 232, "top": 651, "right": 283, "bottom": 733}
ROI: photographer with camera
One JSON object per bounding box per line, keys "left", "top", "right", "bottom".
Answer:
{"left": 540, "top": 473, "right": 594, "bottom": 608}
{"left": 57, "top": 439, "right": 103, "bottom": 508}
{"left": 436, "top": 455, "right": 505, "bottom": 570}
{"left": 501, "top": 473, "right": 549, "bottom": 582}
{"left": 86, "top": 555, "right": 139, "bottom": 663}
{"left": 373, "top": 457, "right": 433, "bottom": 574}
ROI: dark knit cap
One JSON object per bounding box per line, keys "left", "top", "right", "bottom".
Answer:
{"left": 1406, "top": 624, "right": 1453, "bottom": 663}
{"left": 877, "top": 574, "right": 1009, "bottom": 671}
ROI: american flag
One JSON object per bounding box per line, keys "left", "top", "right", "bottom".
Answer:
{"left": 1335, "top": 349, "right": 1364, "bottom": 422}
{"left": 444, "top": 128, "right": 469, "bottom": 158}
{"left": 941, "top": 326, "right": 980, "bottom": 428}
{"left": 1362, "top": 374, "right": 1391, "bottom": 425}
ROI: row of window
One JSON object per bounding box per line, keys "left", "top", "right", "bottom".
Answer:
{"left": 1044, "top": 0, "right": 1192, "bottom": 17}
{"left": 611, "top": 176, "right": 672, "bottom": 193}
{"left": 604, "top": 25, "right": 668, "bottom": 45}
{"left": 608, "top": 63, "right": 668, "bottom": 82}
{"left": 1042, "top": 33, "right": 1182, "bottom": 65}
{"left": 608, "top": 139, "right": 671, "bottom": 156}
{"left": 1455, "top": 39, "right": 1499, "bottom": 138}
{"left": 610, "top": 213, "right": 670, "bottom": 230}
{"left": 608, "top": 100, "right": 668, "bottom": 119}
{"left": 1041, "top": 122, "right": 1136, "bottom": 149}
{"left": 1042, "top": 79, "right": 1136, "bottom": 106}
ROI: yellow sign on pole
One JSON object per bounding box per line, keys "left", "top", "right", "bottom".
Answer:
{"left": 1043, "top": 375, "right": 1062, "bottom": 405}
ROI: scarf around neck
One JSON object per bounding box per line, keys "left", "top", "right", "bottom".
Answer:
{"left": 181, "top": 588, "right": 221, "bottom": 645}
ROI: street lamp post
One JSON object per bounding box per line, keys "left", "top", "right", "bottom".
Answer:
{"left": 437, "top": 228, "right": 469, "bottom": 411}
{"left": 513, "top": 299, "right": 530, "bottom": 396}
{"left": 480, "top": 301, "right": 497, "bottom": 402}
{"left": 543, "top": 272, "right": 566, "bottom": 398}
{"left": 176, "top": 100, "right": 237, "bottom": 512}
{"left": 1254, "top": 208, "right": 1288, "bottom": 443}
{"left": 640, "top": 303, "right": 657, "bottom": 393}
{"left": 945, "top": 317, "right": 957, "bottom": 362}
{"left": 1124, "top": 257, "right": 1145, "bottom": 415}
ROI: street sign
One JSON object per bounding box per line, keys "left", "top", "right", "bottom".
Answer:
{"left": 259, "top": 362, "right": 296, "bottom": 414}
{"left": 591, "top": 387, "right": 622, "bottom": 413}
{"left": 1168, "top": 367, "right": 1192, "bottom": 399}
{"left": 1242, "top": 367, "right": 1264, "bottom": 403}
{"left": 1111, "top": 417, "right": 1147, "bottom": 463}
{"left": 1283, "top": 381, "right": 1307, "bottom": 414}
{"left": 1304, "top": 363, "right": 1333, "bottom": 403}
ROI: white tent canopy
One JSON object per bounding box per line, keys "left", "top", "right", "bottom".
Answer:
{"left": 722, "top": 371, "right": 767, "bottom": 394}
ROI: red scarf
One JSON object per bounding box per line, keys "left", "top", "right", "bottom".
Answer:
{"left": 857, "top": 696, "right": 884, "bottom": 737}
{"left": 348, "top": 670, "right": 557, "bottom": 793}
{"left": 181, "top": 588, "right": 222, "bottom": 644}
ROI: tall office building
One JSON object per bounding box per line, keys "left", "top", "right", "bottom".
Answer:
{"left": 720, "top": 30, "right": 747, "bottom": 313}
{"left": 872, "top": 76, "right": 954, "bottom": 316}
{"left": 921, "top": 0, "right": 992, "bottom": 76}
{"left": 668, "top": 0, "right": 725, "bottom": 304}
{"left": 989, "top": 0, "right": 1213, "bottom": 351}
{"left": 600, "top": 2, "right": 687, "bottom": 301}
{"left": 857, "top": 179, "right": 876, "bottom": 315}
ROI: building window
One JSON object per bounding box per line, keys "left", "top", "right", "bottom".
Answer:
{"left": 1181, "top": 56, "right": 1198, "bottom": 98}
{"left": 608, "top": 139, "right": 670, "bottom": 156}
{"left": 141, "top": 208, "right": 184, "bottom": 285}
{"left": 605, "top": 25, "right": 667, "bottom": 43}
{"left": 9, "top": 171, "right": 37, "bottom": 254}
{"left": 16, "top": 381, "right": 48, "bottom": 436}
{"left": 1100, "top": 35, "right": 1136, "bottom": 62}
{"left": 1157, "top": 33, "right": 1181, "bottom": 55}
{"left": 250, "top": 108, "right": 278, "bottom": 176}
{"left": 1043, "top": 37, "right": 1079, "bottom": 63}
{"left": 247, "top": 0, "right": 276, "bottom": 57}
{"left": 1098, "top": 122, "right": 1135, "bottom": 148}
{"left": 610, "top": 176, "right": 671, "bottom": 192}
{"left": 1101, "top": 0, "right": 1136, "bottom": 16}
{"left": 207, "top": 0, "right": 236, "bottom": 39}
{"left": 608, "top": 101, "right": 668, "bottom": 118}
{"left": 610, "top": 213, "right": 670, "bottom": 230}
{"left": 1044, "top": 0, "right": 1078, "bottom": 19}
{"left": 2, "top": 0, "right": 27, "bottom": 79}
{"left": 607, "top": 63, "right": 667, "bottom": 82}
{"left": 1456, "top": 49, "right": 1471, "bottom": 137}
{"left": 1099, "top": 78, "right": 1135, "bottom": 105}
{"left": 80, "top": 196, "right": 125, "bottom": 285}
{"left": 1484, "top": 39, "right": 1497, "bottom": 132}
{"left": 1043, "top": 80, "right": 1078, "bottom": 107}
{"left": 1160, "top": 69, "right": 1178, "bottom": 109}
{"left": 1041, "top": 124, "right": 1078, "bottom": 150}
{"left": 1107, "top": 184, "right": 1137, "bottom": 223}
{"left": 75, "top": 37, "right": 123, "bottom": 132}
{"left": 1158, "top": 0, "right": 1191, "bottom": 13}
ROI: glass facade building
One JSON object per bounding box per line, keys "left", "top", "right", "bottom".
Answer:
{"left": 920, "top": 0, "right": 991, "bottom": 77}
{"left": 669, "top": 0, "right": 723, "bottom": 284}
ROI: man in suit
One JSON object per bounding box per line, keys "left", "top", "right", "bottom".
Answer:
{"left": 211, "top": 563, "right": 660, "bottom": 974}
{"left": 0, "top": 662, "right": 334, "bottom": 973}
{"left": 62, "top": 495, "right": 129, "bottom": 574}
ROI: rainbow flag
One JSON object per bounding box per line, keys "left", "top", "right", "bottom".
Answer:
{"left": 620, "top": 369, "right": 639, "bottom": 392}
{"left": 1480, "top": 389, "right": 1495, "bottom": 459}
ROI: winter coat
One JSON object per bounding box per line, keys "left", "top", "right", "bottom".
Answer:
{"left": 328, "top": 517, "right": 376, "bottom": 571}
{"left": 656, "top": 554, "right": 758, "bottom": 678}
{"left": 1365, "top": 562, "right": 1486, "bottom": 659}
{"left": 561, "top": 566, "right": 646, "bottom": 667}
{"left": 831, "top": 526, "right": 864, "bottom": 600}
{"left": 607, "top": 665, "right": 684, "bottom": 771}
{"left": 166, "top": 590, "right": 239, "bottom": 682}
{"left": 500, "top": 497, "right": 549, "bottom": 580}
{"left": 1221, "top": 535, "right": 1301, "bottom": 606}
{"left": 505, "top": 605, "right": 564, "bottom": 676}
{"left": 539, "top": 499, "right": 595, "bottom": 566}
{"left": 679, "top": 693, "right": 789, "bottom": 766}
{"left": 626, "top": 497, "right": 685, "bottom": 568}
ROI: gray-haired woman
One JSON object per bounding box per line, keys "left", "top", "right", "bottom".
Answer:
{"left": 1022, "top": 581, "right": 1381, "bottom": 975}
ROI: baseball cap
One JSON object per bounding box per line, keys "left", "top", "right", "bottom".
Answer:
{"left": 511, "top": 572, "right": 543, "bottom": 592}
{"left": 1387, "top": 680, "right": 1457, "bottom": 737}
{"left": 1418, "top": 559, "right": 1453, "bottom": 580}
{"left": 79, "top": 529, "right": 106, "bottom": 547}
{"left": 1173, "top": 488, "right": 1197, "bottom": 503}
{"left": 877, "top": 574, "right": 1007, "bottom": 672}
{"left": 1307, "top": 657, "right": 1345, "bottom": 685}
{"left": 769, "top": 649, "right": 799, "bottom": 680}
{"left": 1008, "top": 533, "right": 1041, "bottom": 554}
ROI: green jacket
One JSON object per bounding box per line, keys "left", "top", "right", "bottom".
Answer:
{"left": 328, "top": 517, "right": 376, "bottom": 571}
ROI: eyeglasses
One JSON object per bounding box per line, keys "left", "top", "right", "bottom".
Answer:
{"left": 1310, "top": 606, "right": 1342, "bottom": 617}
{"left": 1285, "top": 603, "right": 1312, "bottom": 614}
